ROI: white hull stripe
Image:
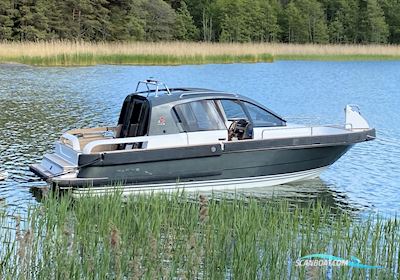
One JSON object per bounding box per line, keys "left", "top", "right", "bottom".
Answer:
{"left": 72, "top": 166, "right": 328, "bottom": 196}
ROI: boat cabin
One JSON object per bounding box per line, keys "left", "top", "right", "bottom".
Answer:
{"left": 61, "top": 80, "right": 287, "bottom": 154}
{"left": 62, "top": 80, "right": 286, "bottom": 153}
{"left": 30, "top": 79, "right": 375, "bottom": 190}
{"left": 120, "top": 81, "right": 285, "bottom": 139}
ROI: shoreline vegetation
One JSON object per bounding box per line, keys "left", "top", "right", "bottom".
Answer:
{"left": 1, "top": 42, "right": 400, "bottom": 66}
{"left": 0, "top": 191, "right": 398, "bottom": 279}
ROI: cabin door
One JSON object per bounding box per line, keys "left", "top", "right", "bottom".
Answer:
{"left": 118, "top": 95, "right": 150, "bottom": 139}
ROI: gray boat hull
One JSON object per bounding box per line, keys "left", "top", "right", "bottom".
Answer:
{"left": 41, "top": 128, "right": 375, "bottom": 190}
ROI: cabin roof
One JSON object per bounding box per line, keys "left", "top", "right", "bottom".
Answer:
{"left": 129, "top": 87, "right": 251, "bottom": 107}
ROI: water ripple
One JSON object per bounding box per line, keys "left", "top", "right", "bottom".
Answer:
{"left": 0, "top": 62, "right": 399, "bottom": 215}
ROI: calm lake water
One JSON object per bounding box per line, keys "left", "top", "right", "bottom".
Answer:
{"left": 0, "top": 61, "right": 399, "bottom": 215}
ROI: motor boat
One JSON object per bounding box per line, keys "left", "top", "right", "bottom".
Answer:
{"left": 30, "top": 80, "right": 375, "bottom": 195}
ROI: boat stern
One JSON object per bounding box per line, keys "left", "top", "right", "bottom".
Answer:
{"left": 29, "top": 141, "right": 79, "bottom": 182}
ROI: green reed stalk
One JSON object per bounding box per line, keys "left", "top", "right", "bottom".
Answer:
{"left": 2, "top": 53, "right": 274, "bottom": 66}
{"left": 0, "top": 191, "right": 399, "bottom": 279}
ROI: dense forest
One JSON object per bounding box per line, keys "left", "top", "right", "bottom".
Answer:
{"left": 0, "top": 0, "right": 399, "bottom": 44}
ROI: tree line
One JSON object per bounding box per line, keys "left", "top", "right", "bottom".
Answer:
{"left": 0, "top": 0, "right": 399, "bottom": 44}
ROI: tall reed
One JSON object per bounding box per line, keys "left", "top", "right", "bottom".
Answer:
{"left": 0, "top": 191, "right": 398, "bottom": 279}
{"left": 1, "top": 41, "right": 400, "bottom": 66}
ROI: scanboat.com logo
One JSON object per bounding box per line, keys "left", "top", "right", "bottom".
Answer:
{"left": 296, "top": 254, "right": 383, "bottom": 269}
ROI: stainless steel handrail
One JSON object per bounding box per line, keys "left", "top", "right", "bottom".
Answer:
{"left": 179, "top": 92, "right": 239, "bottom": 98}
{"left": 135, "top": 79, "right": 171, "bottom": 97}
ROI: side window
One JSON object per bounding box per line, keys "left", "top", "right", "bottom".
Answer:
{"left": 244, "top": 102, "right": 285, "bottom": 127}
{"left": 220, "top": 100, "right": 247, "bottom": 120}
{"left": 174, "top": 100, "right": 226, "bottom": 132}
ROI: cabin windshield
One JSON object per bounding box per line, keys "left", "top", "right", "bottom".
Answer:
{"left": 243, "top": 102, "right": 285, "bottom": 127}
{"left": 217, "top": 99, "right": 285, "bottom": 127}
{"left": 174, "top": 100, "right": 226, "bottom": 132}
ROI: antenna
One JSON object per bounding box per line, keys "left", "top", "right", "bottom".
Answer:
{"left": 135, "top": 79, "right": 171, "bottom": 97}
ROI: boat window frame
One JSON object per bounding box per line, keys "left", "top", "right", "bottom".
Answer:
{"left": 217, "top": 99, "right": 249, "bottom": 121}
{"left": 172, "top": 99, "right": 227, "bottom": 132}
{"left": 216, "top": 98, "right": 286, "bottom": 128}
{"left": 242, "top": 101, "right": 286, "bottom": 127}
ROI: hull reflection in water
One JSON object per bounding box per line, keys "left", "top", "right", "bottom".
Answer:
{"left": 29, "top": 177, "right": 363, "bottom": 214}
{"left": 71, "top": 166, "right": 327, "bottom": 196}
{"left": 228, "top": 178, "right": 365, "bottom": 213}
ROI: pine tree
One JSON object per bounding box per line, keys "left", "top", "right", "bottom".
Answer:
{"left": 126, "top": 14, "right": 145, "bottom": 41}
{"left": 218, "top": 0, "right": 247, "bottom": 42}
{"left": 0, "top": 0, "right": 397, "bottom": 43}
{"left": 107, "top": 0, "right": 132, "bottom": 40}
{"left": 45, "top": 0, "right": 68, "bottom": 39}
{"left": 124, "top": 0, "right": 145, "bottom": 41}
{"left": 241, "top": 0, "right": 263, "bottom": 42}
{"left": 80, "top": 0, "right": 111, "bottom": 40}
{"left": 0, "top": 0, "right": 14, "bottom": 40}
{"left": 328, "top": 15, "right": 345, "bottom": 43}
{"left": 14, "top": 0, "right": 49, "bottom": 40}
{"left": 258, "top": 0, "right": 280, "bottom": 42}
{"left": 367, "top": 0, "right": 389, "bottom": 42}
{"left": 283, "top": 2, "right": 308, "bottom": 43}
{"left": 174, "top": 1, "right": 199, "bottom": 40}
{"left": 142, "top": 0, "right": 176, "bottom": 41}
{"left": 358, "top": 0, "right": 389, "bottom": 43}
{"left": 164, "top": 0, "right": 183, "bottom": 10}
{"left": 185, "top": 0, "right": 215, "bottom": 41}
{"left": 60, "top": 0, "right": 110, "bottom": 41}
{"left": 32, "top": 0, "right": 50, "bottom": 39}
{"left": 379, "top": 0, "right": 400, "bottom": 43}
{"left": 325, "top": 0, "right": 359, "bottom": 43}
{"left": 295, "top": 0, "right": 329, "bottom": 43}
{"left": 218, "top": 0, "right": 276, "bottom": 43}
